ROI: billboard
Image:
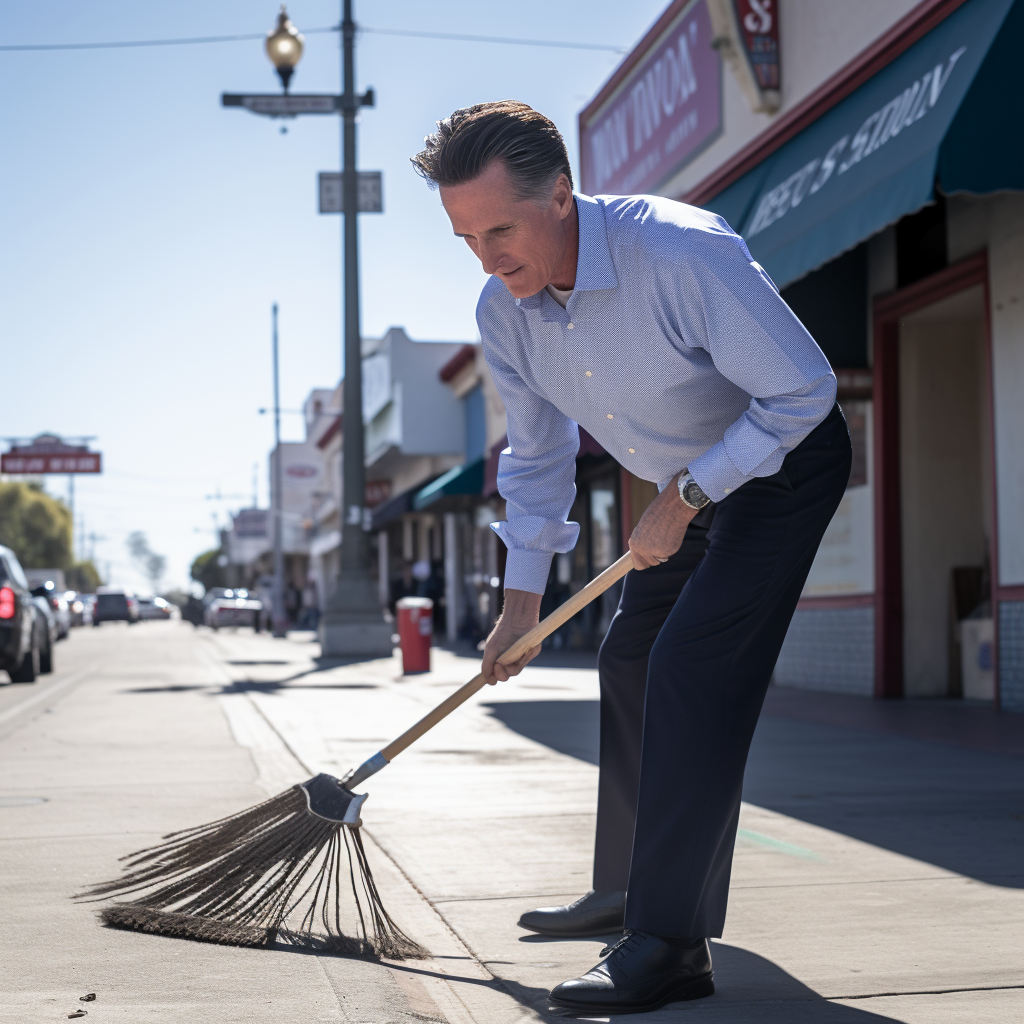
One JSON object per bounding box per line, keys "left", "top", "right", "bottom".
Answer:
{"left": 2, "top": 436, "right": 101, "bottom": 474}
{"left": 580, "top": 0, "right": 722, "bottom": 196}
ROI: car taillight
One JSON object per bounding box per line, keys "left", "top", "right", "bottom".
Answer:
{"left": 0, "top": 587, "right": 15, "bottom": 619}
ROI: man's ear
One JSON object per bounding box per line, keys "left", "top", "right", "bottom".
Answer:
{"left": 552, "top": 174, "right": 573, "bottom": 218}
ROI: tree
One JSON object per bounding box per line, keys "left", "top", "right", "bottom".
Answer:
{"left": 66, "top": 561, "right": 102, "bottom": 592}
{"left": 0, "top": 481, "right": 72, "bottom": 569}
{"left": 191, "top": 548, "right": 228, "bottom": 593}
{"left": 127, "top": 531, "right": 167, "bottom": 592}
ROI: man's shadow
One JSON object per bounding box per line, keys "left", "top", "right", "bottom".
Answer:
{"left": 482, "top": 698, "right": 1024, "bottom": 887}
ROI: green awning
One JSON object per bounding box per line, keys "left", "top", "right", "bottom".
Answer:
{"left": 706, "top": 0, "right": 1018, "bottom": 287}
{"left": 413, "top": 458, "right": 485, "bottom": 510}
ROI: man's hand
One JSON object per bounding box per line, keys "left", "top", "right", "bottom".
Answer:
{"left": 481, "top": 589, "right": 543, "bottom": 685}
{"left": 629, "top": 472, "right": 699, "bottom": 569}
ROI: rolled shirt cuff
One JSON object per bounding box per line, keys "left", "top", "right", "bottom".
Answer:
{"left": 686, "top": 441, "right": 752, "bottom": 503}
{"left": 501, "top": 548, "right": 555, "bottom": 595}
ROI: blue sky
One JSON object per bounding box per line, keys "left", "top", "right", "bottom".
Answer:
{"left": 0, "top": 0, "right": 664, "bottom": 590}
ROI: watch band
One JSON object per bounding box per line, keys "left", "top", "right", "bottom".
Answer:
{"left": 677, "top": 470, "right": 711, "bottom": 511}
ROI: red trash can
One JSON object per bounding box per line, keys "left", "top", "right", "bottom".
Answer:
{"left": 396, "top": 597, "right": 433, "bottom": 674}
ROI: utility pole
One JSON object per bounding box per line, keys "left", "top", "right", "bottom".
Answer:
{"left": 271, "top": 303, "right": 287, "bottom": 638}
{"left": 222, "top": 2, "right": 390, "bottom": 656}
{"left": 317, "top": 0, "right": 392, "bottom": 657}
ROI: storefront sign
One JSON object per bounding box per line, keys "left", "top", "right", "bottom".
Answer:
{"left": 581, "top": 0, "right": 721, "bottom": 196}
{"left": 365, "top": 480, "right": 391, "bottom": 508}
{"left": 707, "top": 0, "right": 780, "bottom": 113}
{"left": 737, "top": 1, "right": 779, "bottom": 91}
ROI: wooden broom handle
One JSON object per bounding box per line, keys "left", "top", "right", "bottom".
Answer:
{"left": 380, "top": 551, "right": 634, "bottom": 762}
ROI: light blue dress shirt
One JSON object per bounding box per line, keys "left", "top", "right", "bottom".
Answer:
{"left": 477, "top": 192, "right": 837, "bottom": 594}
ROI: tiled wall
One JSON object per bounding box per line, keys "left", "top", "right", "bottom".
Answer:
{"left": 774, "top": 606, "right": 874, "bottom": 696}
{"left": 998, "top": 600, "right": 1024, "bottom": 712}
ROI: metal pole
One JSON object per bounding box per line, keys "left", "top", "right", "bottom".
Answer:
{"left": 271, "top": 302, "right": 287, "bottom": 637}
{"left": 68, "top": 474, "right": 75, "bottom": 563}
{"left": 341, "top": 0, "right": 367, "bottom": 575}
{"left": 318, "top": 0, "right": 392, "bottom": 656}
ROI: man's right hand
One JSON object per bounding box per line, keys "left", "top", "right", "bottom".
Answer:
{"left": 481, "top": 588, "right": 543, "bottom": 685}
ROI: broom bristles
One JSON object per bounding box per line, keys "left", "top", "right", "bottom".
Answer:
{"left": 81, "top": 783, "right": 427, "bottom": 961}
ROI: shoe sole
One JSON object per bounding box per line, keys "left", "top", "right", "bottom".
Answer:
{"left": 517, "top": 922, "right": 624, "bottom": 938}
{"left": 549, "top": 973, "right": 714, "bottom": 1014}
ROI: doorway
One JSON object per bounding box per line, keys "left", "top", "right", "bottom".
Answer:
{"left": 873, "top": 253, "right": 997, "bottom": 702}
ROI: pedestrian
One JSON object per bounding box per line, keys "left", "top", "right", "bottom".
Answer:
{"left": 412, "top": 101, "right": 851, "bottom": 1015}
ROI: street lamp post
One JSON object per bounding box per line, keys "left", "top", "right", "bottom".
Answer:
{"left": 270, "top": 302, "right": 287, "bottom": 638}
{"left": 223, "top": 3, "right": 391, "bottom": 656}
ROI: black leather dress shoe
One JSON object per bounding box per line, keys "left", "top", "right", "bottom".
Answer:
{"left": 517, "top": 890, "right": 626, "bottom": 937}
{"left": 549, "top": 929, "right": 714, "bottom": 1014}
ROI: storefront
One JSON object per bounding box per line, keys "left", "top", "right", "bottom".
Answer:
{"left": 580, "top": 0, "right": 1024, "bottom": 708}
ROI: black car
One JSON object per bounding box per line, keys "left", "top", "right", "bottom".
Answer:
{"left": 93, "top": 590, "right": 140, "bottom": 625}
{"left": 0, "top": 545, "right": 47, "bottom": 682}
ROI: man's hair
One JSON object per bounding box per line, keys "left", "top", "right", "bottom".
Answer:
{"left": 411, "top": 100, "right": 573, "bottom": 203}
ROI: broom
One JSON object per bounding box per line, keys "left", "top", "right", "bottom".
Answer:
{"left": 82, "top": 551, "right": 634, "bottom": 959}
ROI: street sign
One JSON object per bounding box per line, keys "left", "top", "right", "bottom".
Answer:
{"left": 318, "top": 172, "right": 383, "bottom": 214}
{"left": 2, "top": 435, "right": 101, "bottom": 474}
{"left": 222, "top": 93, "right": 340, "bottom": 117}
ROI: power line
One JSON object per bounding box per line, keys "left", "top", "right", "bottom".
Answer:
{"left": 0, "top": 24, "right": 625, "bottom": 54}
{"left": 360, "top": 26, "right": 625, "bottom": 53}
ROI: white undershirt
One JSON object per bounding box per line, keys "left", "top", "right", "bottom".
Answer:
{"left": 545, "top": 283, "right": 573, "bottom": 308}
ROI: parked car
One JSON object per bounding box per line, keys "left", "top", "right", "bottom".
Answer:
{"left": 92, "top": 588, "right": 140, "bottom": 625}
{"left": 29, "top": 580, "right": 71, "bottom": 639}
{"left": 0, "top": 545, "right": 47, "bottom": 682}
{"left": 28, "top": 588, "right": 57, "bottom": 674}
{"left": 205, "top": 588, "right": 263, "bottom": 630}
{"left": 66, "top": 591, "right": 93, "bottom": 627}
{"left": 137, "top": 596, "right": 173, "bottom": 621}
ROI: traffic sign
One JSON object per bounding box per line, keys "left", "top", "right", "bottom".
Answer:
{"left": 222, "top": 93, "right": 340, "bottom": 117}
{"left": 319, "top": 171, "right": 383, "bottom": 214}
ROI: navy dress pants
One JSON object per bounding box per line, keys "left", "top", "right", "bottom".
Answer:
{"left": 593, "top": 404, "right": 852, "bottom": 939}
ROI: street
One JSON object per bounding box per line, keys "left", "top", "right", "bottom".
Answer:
{"left": 1, "top": 623, "right": 1021, "bottom": 1023}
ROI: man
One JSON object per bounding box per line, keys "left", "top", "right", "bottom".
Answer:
{"left": 412, "top": 101, "right": 851, "bottom": 1015}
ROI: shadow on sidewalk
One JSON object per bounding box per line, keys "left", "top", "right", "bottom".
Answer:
{"left": 482, "top": 698, "right": 1024, "bottom": 890}
{"left": 529, "top": 943, "right": 902, "bottom": 1021}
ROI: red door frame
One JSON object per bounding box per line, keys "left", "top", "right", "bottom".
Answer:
{"left": 872, "top": 250, "right": 998, "bottom": 704}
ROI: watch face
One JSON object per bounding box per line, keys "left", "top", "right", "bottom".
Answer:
{"left": 683, "top": 480, "right": 706, "bottom": 507}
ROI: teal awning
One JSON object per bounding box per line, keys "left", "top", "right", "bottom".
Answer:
{"left": 413, "top": 458, "right": 485, "bottom": 510}
{"left": 707, "top": 0, "right": 1018, "bottom": 287}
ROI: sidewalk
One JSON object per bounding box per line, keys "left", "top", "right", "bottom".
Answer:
{"left": 2, "top": 622, "right": 1021, "bottom": 1022}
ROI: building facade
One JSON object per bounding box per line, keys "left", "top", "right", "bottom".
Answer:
{"left": 578, "top": 0, "right": 1023, "bottom": 708}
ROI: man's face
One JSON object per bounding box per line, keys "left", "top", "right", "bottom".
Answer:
{"left": 440, "top": 160, "right": 573, "bottom": 299}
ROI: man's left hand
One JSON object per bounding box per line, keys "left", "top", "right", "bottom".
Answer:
{"left": 628, "top": 473, "right": 699, "bottom": 569}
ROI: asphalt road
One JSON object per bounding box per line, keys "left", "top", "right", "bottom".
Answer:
{"left": 1, "top": 620, "right": 1021, "bottom": 1023}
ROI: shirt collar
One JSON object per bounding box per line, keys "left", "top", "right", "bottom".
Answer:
{"left": 517, "top": 192, "right": 618, "bottom": 310}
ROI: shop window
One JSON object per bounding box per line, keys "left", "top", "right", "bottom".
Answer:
{"left": 896, "top": 195, "right": 947, "bottom": 288}
{"left": 781, "top": 245, "right": 868, "bottom": 369}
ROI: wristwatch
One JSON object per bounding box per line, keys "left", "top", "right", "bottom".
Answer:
{"left": 677, "top": 470, "right": 711, "bottom": 511}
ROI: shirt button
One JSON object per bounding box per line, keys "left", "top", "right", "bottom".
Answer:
{"left": 628, "top": 448, "right": 635, "bottom": 454}
{"left": 566, "top": 322, "right": 574, "bottom": 329}
{"left": 607, "top": 413, "right": 614, "bottom": 419}
{"left": 585, "top": 371, "right": 592, "bottom": 377}
{"left": 723, "top": 487, "right": 732, "bottom": 494}
{"left": 515, "top": 298, "right": 521, "bottom": 306}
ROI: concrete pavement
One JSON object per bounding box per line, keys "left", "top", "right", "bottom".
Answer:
{"left": 1, "top": 620, "right": 1021, "bottom": 1022}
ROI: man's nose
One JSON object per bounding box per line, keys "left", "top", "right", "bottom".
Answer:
{"left": 477, "top": 241, "right": 504, "bottom": 276}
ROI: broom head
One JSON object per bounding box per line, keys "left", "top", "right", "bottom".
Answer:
{"left": 80, "top": 773, "right": 427, "bottom": 960}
